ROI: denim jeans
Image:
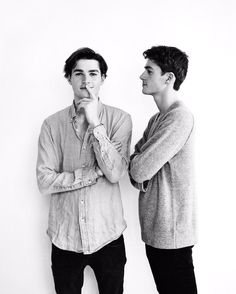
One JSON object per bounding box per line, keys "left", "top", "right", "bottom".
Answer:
{"left": 51, "top": 235, "right": 126, "bottom": 294}
{"left": 146, "top": 244, "right": 197, "bottom": 294}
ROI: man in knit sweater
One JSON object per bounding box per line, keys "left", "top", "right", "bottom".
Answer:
{"left": 129, "top": 46, "right": 197, "bottom": 293}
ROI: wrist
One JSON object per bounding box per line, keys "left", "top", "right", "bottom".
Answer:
{"left": 89, "top": 120, "right": 101, "bottom": 128}
{"left": 92, "top": 122, "right": 104, "bottom": 130}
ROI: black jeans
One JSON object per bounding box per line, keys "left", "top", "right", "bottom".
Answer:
{"left": 51, "top": 235, "right": 126, "bottom": 294}
{"left": 146, "top": 244, "right": 197, "bottom": 294}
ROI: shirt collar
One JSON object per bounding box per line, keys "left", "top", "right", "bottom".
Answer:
{"left": 69, "top": 99, "right": 104, "bottom": 121}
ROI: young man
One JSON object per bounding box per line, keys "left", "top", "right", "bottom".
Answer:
{"left": 36, "top": 47, "right": 132, "bottom": 294}
{"left": 129, "top": 46, "right": 197, "bottom": 293}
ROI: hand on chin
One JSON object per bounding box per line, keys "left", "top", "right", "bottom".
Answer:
{"left": 80, "top": 88, "right": 90, "bottom": 98}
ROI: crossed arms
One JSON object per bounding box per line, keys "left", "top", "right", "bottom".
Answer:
{"left": 36, "top": 115, "right": 132, "bottom": 195}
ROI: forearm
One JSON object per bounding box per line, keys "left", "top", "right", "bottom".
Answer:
{"left": 130, "top": 108, "right": 194, "bottom": 183}
{"left": 91, "top": 124, "right": 129, "bottom": 183}
{"left": 129, "top": 172, "right": 149, "bottom": 192}
{"left": 129, "top": 151, "right": 159, "bottom": 183}
{"left": 37, "top": 166, "right": 98, "bottom": 195}
{"left": 129, "top": 132, "right": 153, "bottom": 187}
{"left": 37, "top": 120, "right": 100, "bottom": 195}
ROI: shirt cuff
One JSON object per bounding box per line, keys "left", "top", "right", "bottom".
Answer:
{"left": 74, "top": 168, "right": 98, "bottom": 187}
{"left": 74, "top": 168, "right": 82, "bottom": 180}
{"left": 92, "top": 124, "right": 107, "bottom": 140}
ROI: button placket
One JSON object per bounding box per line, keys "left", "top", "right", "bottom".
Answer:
{"left": 81, "top": 131, "right": 89, "bottom": 170}
{"left": 79, "top": 190, "right": 88, "bottom": 252}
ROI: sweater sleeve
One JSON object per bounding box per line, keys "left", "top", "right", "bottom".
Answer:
{"left": 129, "top": 108, "right": 194, "bottom": 184}
{"left": 129, "top": 115, "right": 156, "bottom": 191}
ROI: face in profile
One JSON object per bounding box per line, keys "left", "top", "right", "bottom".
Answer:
{"left": 140, "top": 59, "right": 168, "bottom": 96}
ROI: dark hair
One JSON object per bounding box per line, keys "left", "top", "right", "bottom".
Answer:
{"left": 64, "top": 47, "right": 108, "bottom": 79}
{"left": 143, "top": 46, "right": 189, "bottom": 90}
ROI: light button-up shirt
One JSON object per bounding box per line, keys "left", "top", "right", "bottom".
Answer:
{"left": 36, "top": 101, "right": 132, "bottom": 254}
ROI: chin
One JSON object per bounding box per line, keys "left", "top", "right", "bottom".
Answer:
{"left": 77, "top": 92, "right": 90, "bottom": 98}
{"left": 142, "top": 89, "right": 149, "bottom": 95}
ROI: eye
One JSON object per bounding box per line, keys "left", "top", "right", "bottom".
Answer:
{"left": 90, "top": 73, "right": 98, "bottom": 77}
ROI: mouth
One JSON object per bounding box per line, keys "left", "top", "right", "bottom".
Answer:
{"left": 80, "top": 86, "right": 94, "bottom": 90}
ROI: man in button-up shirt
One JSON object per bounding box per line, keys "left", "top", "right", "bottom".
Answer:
{"left": 36, "top": 47, "right": 132, "bottom": 294}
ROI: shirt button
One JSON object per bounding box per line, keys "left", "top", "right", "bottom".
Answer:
{"left": 82, "top": 164, "right": 86, "bottom": 168}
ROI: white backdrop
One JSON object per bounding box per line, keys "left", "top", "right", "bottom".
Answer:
{"left": 1, "top": 0, "right": 236, "bottom": 293}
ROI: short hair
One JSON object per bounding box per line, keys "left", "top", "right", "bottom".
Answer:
{"left": 64, "top": 47, "right": 108, "bottom": 79}
{"left": 143, "top": 46, "right": 189, "bottom": 90}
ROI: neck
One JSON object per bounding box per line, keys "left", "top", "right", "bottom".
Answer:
{"left": 72, "top": 100, "right": 86, "bottom": 122}
{"left": 153, "top": 88, "right": 178, "bottom": 113}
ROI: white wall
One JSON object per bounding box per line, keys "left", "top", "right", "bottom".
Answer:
{"left": 1, "top": 0, "right": 236, "bottom": 293}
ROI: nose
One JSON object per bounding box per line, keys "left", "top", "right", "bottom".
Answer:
{"left": 82, "top": 74, "right": 91, "bottom": 85}
{"left": 140, "top": 72, "right": 145, "bottom": 80}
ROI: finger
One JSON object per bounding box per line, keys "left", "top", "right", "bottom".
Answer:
{"left": 77, "top": 98, "right": 91, "bottom": 104}
{"left": 95, "top": 167, "right": 104, "bottom": 176}
{"left": 77, "top": 99, "right": 90, "bottom": 108}
{"left": 77, "top": 103, "right": 88, "bottom": 111}
{"left": 98, "top": 170, "right": 103, "bottom": 176}
{"left": 85, "top": 85, "right": 97, "bottom": 100}
{"left": 112, "top": 141, "right": 122, "bottom": 152}
{"left": 114, "top": 143, "right": 122, "bottom": 149}
{"left": 117, "top": 146, "right": 122, "bottom": 152}
{"left": 112, "top": 141, "right": 122, "bottom": 147}
{"left": 111, "top": 140, "right": 121, "bottom": 144}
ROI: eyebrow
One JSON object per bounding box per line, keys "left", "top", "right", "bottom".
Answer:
{"left": 72, "top": 69, "right": 100, "bottom": 73}
{"left": 144, "top": 66, "right": 153, "bottom": 70}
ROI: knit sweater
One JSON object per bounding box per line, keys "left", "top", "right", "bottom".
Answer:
{"left": 129, "top": 101, "right": 197, "bottom": 249}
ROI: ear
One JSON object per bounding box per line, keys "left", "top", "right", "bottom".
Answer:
{"left": 165, "top": 72, "right": 175, "bottom": 84}
{"left": 101, "top": 74, "right": 106, "bottom": 84}
{"left": 67, "top": 77, "right": 72, "bottom": 85}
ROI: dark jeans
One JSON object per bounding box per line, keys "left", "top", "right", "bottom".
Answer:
{"left": 146, "top": 244, "right": 197, "bottom": 294}
{"left": 51, "top": 235, "right": 126, "bottom": 294}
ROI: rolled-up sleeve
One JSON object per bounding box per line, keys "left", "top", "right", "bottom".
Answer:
{"left": 90, "top": 114, "right": 132, "bottom": 183}
{"left": 36, "top": 121, "right": 98, "bottom": 195}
